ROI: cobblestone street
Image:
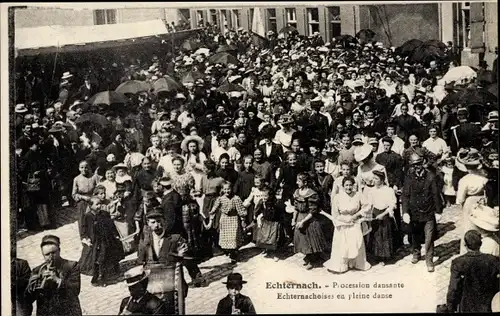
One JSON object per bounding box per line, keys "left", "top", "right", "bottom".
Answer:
{"left": 16, "top": 205, "right": 462, "bottom": 314}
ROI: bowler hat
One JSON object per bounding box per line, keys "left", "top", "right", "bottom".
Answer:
{"left": 222, "top": 273, "right": 247, "bottom": 285}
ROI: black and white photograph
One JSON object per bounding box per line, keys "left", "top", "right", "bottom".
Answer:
{"left": 2, "top": 1, "right": 499, "bottom": 314}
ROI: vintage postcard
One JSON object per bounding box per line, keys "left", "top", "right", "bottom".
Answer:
{"left": 2, "top": 2, "right": 498, "bottom": 315}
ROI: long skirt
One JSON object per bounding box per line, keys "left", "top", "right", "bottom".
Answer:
{"left": 324, "top": 223, "right": 371, "bottom": 273}
{"left": 219, "top": 213, "right": 245, "bottom": 250}
{"left": 202, "top": 194, "right": 219, "bottom": 228}
{"left": 76, "top": 200, "right": 89, "bottom": 238}
{"left": 369, "top": 208, "right": 394, "bottom": 259}
{"left": 293, "top": 213, "right": 328, "bottom": 255}
{"left": 255, "top": 219, "right": 284, "bottom": 251}
{"left": 460, "top": 195, "right": 483, "bottom": 254}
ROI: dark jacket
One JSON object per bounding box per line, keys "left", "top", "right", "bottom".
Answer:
{"left": 161, "top": 190, "right": 184, "bottom": 235}
{"left": 375, "top": 151, "right": 404, "bottom": 188}
{"left": 216, "top": 294, "right": 256, "bottom": 315}
{"left": 25, "top": 258, "right": 82, "bottom": 316}
{"left": 12, "top": 258, "right": 32, "bottom": 316}
{"left": 446, "top": 251, "right": 500, "bottom": 313}
{"left": 118, "top": 292, "right": 167, "bottom": 315}
{"left": 258, "top": 142, "right": 283, "bottom": 169}
{"left": 402, "top": 169, "right": 442, "bottom": 222}
{"left": 449, "top": 122, "right": 482, "bottom": 154}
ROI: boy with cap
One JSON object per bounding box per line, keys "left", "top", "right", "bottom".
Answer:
{"left": 216, "top": 273, "right": 256, "bottom": 315}
{"left": 26, "top": 235, "right": 83, "bottom": 316}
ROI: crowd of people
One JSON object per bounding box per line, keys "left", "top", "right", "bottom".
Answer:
{"left": 11, "top": 23, "right": 499, "bottom": 315}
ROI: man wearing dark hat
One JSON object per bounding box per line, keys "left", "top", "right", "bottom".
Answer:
{"left": 445, "top": 230, "right": 500, "bottom": 313}
{"left": 216, "top": 273, "right": 256, "bottom": 315}
{"left": 118, "top": 266, "right": 167, "bottom": 315}
{"left": 449, "top": 107, "right": 482, "bottom": 155}
{"left": 25, "top": 235, "right": 82, "bottom": 316}
{"left": 401, "top": 153, "right": 442, "bottom": 272}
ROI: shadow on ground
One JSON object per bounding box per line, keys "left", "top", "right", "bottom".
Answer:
{"left": 434, "top": 239, "right": 460, "bottom": 266}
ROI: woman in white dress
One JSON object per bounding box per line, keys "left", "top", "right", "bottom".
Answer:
{"left": 354, "top": 144, "right": 388, "bottom": 234}
{"left": 273, "top": 114, "right": 296, "bottom": 152}
{"left": 323, "top": 176, "right": 372, "bottom": 273}
{"left": 100, "top": 169, "right": 117, "bottom": 200}
{"left": 456, "top": 148, "right": 489, "bottom": 254}
{"left": 182, "top": 135, "right": 207, "bottom": 191}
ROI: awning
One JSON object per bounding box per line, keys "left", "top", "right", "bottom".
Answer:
{"left": 15, "top": 19, "right": 178, "bottom": 57}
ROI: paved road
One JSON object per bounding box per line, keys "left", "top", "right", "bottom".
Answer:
{"left": 16, "top": 205, "right": 462, "bottom": 314}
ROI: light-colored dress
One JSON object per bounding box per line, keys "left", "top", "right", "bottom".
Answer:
{"left": 72, "top": 173, "right": 99, "bottom": 237}
{"left": 211, "top": 195, "right": 247, "bottom": 249}
{"left": 323, "top": 191, "right": 372, "bottom": 273}
{"left": 456, "top": 173, "right": 489, "bottom": 254}
{"left": 481, "top": 235, "right": 500, "bottom": 257}
{"left": 441, "top": 166, "right": 456, "bottom": 197}
{"left": 184, "top": 152, "right": 207, "bottom": 191}
{"left": 100, "top": 179, "right": 117, "bottom": 200}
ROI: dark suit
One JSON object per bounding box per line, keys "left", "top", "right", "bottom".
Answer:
{"left": 118, "top": 292, "right": 167, "bottom": 315}
{"left": 137, "top": 232, "right": 201, "bottom": 294}
{"left": 449, "top": 122, "right": 482, "bottom": 154}
{"left": 161, "top": 190, "right": 184, "bottom": 235}
{"left": 446, "top": 251, "right": 500, "bottom": 313}
{"left": 77, "top": 83, "right": 98, "bottom": 101}
{"left": 259, "top": 142, "right": 283, "bottom": 170}
{"left": 25, "top": 258, "right": 82, "bottom": 316}
{"left": 216, "top": 294, "right": 256, "bottom": 315}
{"left": 12, "top": 258, "right": 32, "bottom": 316}
{"left": 104, "top": 141, "right": 126, "bottom": 163}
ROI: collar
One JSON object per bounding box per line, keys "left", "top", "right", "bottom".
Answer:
{"left": 152, "top": 229, "right": 165, "bottom": 240}
{"left": 163, "top": 188, "right": 173, "bottom": 195}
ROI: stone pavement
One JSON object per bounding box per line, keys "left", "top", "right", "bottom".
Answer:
{"left": 16, "top": 205, "right": 462, "bottom": 314}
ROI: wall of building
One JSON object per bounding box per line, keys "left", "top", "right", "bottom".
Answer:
{"left": 358, "top": 3, "right": 440, "bottom": 47}
{"left": 15, "top": 7, "right": 95, "bottom": 27}
{"left": 118, "top": 8, "right": 164, "bottom": 24}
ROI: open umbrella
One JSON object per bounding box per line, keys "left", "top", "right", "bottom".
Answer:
{"left": 153, "top": 76, "right": 181, "bottom": 94}
{"left": 279, "top": 25, "right": 298, "bottom": 34}
{"left": 442, "top": 66, "right": 477, "bottom": 84}
{"left": 115, "top": 80, "right": 151, "bottom": 95}
{"left": 216, "top": 44, "right": 238, "bottom": 53}
{"left": 181, "top": 39, "right": 201, "bottom": 51}
{"left": 181, "top": 71, "right": 204, "bottom": 85}
{"left": 487, "top": 83, "right": 498, "bottom": 98}
{"left": 75, "top": 113, "right": 111, "bottom": 129}
{"left": 355, "top": 29, "right": 376, "bottom": 43}
{"left": 208, "top": 52, "right": 241, "bottom": 66}
{"left": 217, "top": 82, "right": 246, "bottom": 93}
{"left": 334, "top": 35, "right": 358, "bottom": 48}
{"left": 87, "top": 91, "right": 128, "bottom": 106}
{"left": 395, "top": 39, "right": 424, "bottom": 57}
{"left": 423, "top": 39, "right": 447, "bottom": 51}
{"left": 250, "top": 32, "right": 269, "bottom": 49}
{"left": 407, "top": 44, "right": 446, "bottom": 64}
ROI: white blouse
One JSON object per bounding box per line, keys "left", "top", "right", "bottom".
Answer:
{"left": 456, "top": 173, "right": 488, "bottom": 205}
{"left": 370, "top": 185, "right": 397, "bottom": 210}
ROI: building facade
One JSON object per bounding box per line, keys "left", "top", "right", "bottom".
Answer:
{"left": 14, "top": 2, "right": 497, "bottom": 67}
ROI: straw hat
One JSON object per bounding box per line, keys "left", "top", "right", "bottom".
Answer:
{"left": 492, "top": 292, "right": 500, "bottom": 312}
{"left": 61, "top": 72, "right": 73, "bottom": 80}
{"left": 124, "top": 266, "right": 150, "bottom": 287}
{"left": 181, "top": 135, "right": 204, "bottom": 152}
{"left": 15, "top": 104, "right": 28, "bottom": 114}
{"left": 112, "top": 163, "right": 128, "bottom": 171}
{"left": 470, "top": 205, "right": 499, "bottom": 232}
{"left": 456, "top": 148, "right": 482, "bottom": 167}
{"left": 354, "top": 144, "right": 373, "bottom": 162}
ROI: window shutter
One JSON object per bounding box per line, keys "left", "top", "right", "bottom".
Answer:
{"left": 469, "top": 2, "right": 485, "bottom": 53}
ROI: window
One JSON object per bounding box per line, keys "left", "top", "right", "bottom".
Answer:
{"left": 249, "top": 9, "right": 254, "bottom": 30}
{"left": 221, "top": 9, "right": 228, "bottom": 28}
{"left": 285, "top": 8, "right": 297, "bottom": 28}
{"left": 178, "top": 9, "right": 191, "bottom": 26}
{"left": 232, "top": 10, "right": 240, "bottom": 28}
{"left": 267, "top": 8, "right": 277, "bottom": 33}
{"left": 94, "top": 9, "right": 116, "bottom": 25}
{"left": 210, "top": 9, "right": 218, "bottom": 25}
{"left": 307, "top": 8, "right": 319, "bottom": 35}
{"left": 196, "top": 10, "right": 204, "bottom": 26}
{"left": 460, "top": 3, "right": 471, "bottom": 48}
{"left": 327, "top": 6, "right": 341, "bottom": 39}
